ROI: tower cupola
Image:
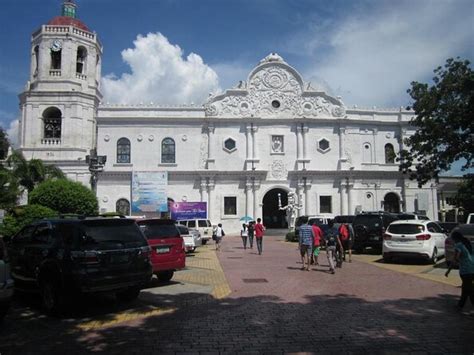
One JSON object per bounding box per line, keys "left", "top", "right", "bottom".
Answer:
{"left": 47, "top": 0, "right": 90, "bottom": 31}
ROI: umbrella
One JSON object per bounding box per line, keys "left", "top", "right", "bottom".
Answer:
{"left": 239, "top": 216, "right": 254, "bottom": 222}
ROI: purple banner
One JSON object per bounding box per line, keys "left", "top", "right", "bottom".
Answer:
{"left": 170, "top": 202, "right": 207, "bottom": 220}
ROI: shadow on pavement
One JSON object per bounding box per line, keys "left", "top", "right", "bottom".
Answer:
{"left": 1, "top": 288, "right": 473, "bottom": 354}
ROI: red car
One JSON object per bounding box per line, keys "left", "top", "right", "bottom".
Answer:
{"left": 136, "top": 219, "right": 185, "bottom": 282}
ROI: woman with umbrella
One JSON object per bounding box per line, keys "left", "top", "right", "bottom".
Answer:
{"left": 240, "top": 216, "right": 254, "bottom": 249}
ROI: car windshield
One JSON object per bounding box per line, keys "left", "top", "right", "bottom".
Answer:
{"left": 308, "top": 218, "right": 324, "bottom": 225}
{"left": 177, "top": 225, "right": 190, "bottom": 235}
{"left": 198, "top": 220, "right": 211, "bottom": 227}
{"left": 388, "top": 224, "right": 425, "bottom": 234}
{"left": 138, "top": 223, "right": 179, "bottom": 239}
{"left": 81, "top": 220, "right": 144, "bottom": 244}
{"left": 354, "top": 216, "right": 382, "bottom": 228}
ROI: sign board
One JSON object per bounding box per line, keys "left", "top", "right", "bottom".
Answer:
{"left": 170, "top": 202, "right": 207, "bottom": 220}
{"left": 131, "top": 172, "right": 168, "bottom": 213}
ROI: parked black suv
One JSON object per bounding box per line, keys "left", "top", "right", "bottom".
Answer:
{"left": 352, "top": 212, "right": 399, "bottom": 252}
{"left": 7, "top": 217, "right": 152, "bottom": 314}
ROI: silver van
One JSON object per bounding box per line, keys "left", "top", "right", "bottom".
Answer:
{"left": 177, "top": 219, "right": 214, "bottom": 244}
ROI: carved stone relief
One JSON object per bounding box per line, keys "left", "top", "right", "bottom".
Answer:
{"left": 204, "top": 55, "right": 346, "bottom": 119}
{"left": 270, "top": 160, "right": 287, "bottom": 180}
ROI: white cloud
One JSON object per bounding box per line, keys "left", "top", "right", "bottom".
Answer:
{"left": 101, "top": 33, "right": 221, "bottom": 105}
{"left": 6, "top": 119, "right": 19, "bottom": 148}
{"left": 298, "top": 0, "right": 474, "bottom": 107}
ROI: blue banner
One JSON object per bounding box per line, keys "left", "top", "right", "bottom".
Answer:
{"left": 131, "top": 171, "right": 168, "bottom": 212}
{"left": 171, "top": 202, "right": 207, "bottom": 220}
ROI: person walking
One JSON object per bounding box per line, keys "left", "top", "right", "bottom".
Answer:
{"left": 214, "top": 223, "right": 225, "bottom": 251}
{"left": 255, "top": 218, "right": 265, "bottom": 255}
{"left": 324, "top": 220, "right": 343, "bottom": 274}
{"left": 338, "top": 223, "right": 354, "bottom": 263}
{"left": 311, "top": 223, "right": 323, "bottom": 265}
{"left": 450, "top": 233, "right": 474, "bottom": 313}
{"left": 298, "top": 222, "right": 314, "bottom": 271}
{"left": 241, "top": 223, "right": 249, "bottom": 249}
{"left": 247, "top": 221, "right": 255, "bottom": 249}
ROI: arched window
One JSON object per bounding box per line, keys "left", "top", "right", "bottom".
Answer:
{"left": 51, "top": 48, "right": 61, "bottom": 70}
{"left": 116, "top": 199, "right": 130, "bottom": 216}
{"left": 161, "top": 138, "right": 175, "bottom": 163}
{"left": 33, "top": 45, "right": 39, "bottom": 76}
{"left": 43, "top": 107, "right": 62, "bottom": 139}
{"left": 384, "top": 192, "right": 400, "bottom": 213}
{"left": 76, "top": 46, "right": 87, "bottom": 74}
{"left": 117, "top": 138, "right": 131, "bottom": 163}
{"left": 385, "top": 143, "right": 395, "bottom": 164}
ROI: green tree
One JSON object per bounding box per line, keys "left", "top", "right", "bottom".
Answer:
{"left": 29, "top": 179, "right": 98, "bottom": 215}
{"left": 0, "top": 127, "right": 9, "bottom": 161}
{"left": 0, "top": 167, "right": 19, "bottom": 209}
{"left": 399, "top": 58, "right": 474, "bottom": 187}
{"left": 7, "top": 150, "right": 65, "bottom": 193}
{"left": 0, "top": 204, "right": 57, "bottom": 238}
{"left": 453, "top": 174, "right": 474, "bottom": 218}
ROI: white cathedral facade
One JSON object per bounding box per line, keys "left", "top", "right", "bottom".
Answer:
{"left": 17, "top": 1, "right": 444, "bottom": 231}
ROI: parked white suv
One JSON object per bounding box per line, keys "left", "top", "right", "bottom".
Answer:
{"left": 177, "top": 219, "right": 214, "bottom": 245}
{"left": 383, "top": 220, "right": 447, "bottom": 263}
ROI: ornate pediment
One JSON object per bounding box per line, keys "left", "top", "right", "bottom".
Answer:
{"left": 205, "top": 53, "right": 346, "bottom": 119}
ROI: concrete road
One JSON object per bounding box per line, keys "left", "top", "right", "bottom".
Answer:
{"left": 0, "top": 231, "right": 472, "bottom": 354}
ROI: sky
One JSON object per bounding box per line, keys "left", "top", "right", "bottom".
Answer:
{"left": 0, "top": 0, "right": 473, "bottom": 173}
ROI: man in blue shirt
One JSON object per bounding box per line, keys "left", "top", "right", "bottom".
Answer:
{"left": 299, "top": 222, "right": 314, "bottom": 271}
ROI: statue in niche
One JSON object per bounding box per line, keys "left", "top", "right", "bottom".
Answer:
{"left": 272, "top": 136, "right": 283, "bottom": 153}
{"left": 278, "top": 191, "right": 302, "bottom": 230}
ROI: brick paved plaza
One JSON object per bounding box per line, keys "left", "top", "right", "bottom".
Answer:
{"left": 0, "top": 231, "right": 473, "bottom": 354}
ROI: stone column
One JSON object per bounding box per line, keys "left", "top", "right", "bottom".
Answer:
{"left": 252, "top": 179, "right": 260, "bottom": 220}
{"left": 297, "top": 180, "right": 304, "bottom": 216}
{"left": 302, "top": 124, "right": 309, "bottom": 161}
{"left": 207, "top": 178, "right": 215, "bottom": 222}
{"left": 372, "top": 128, "right": 378, "bottom": 163}
{"left": 296, "top": 124, "right": 303, "bottom": 161}
{"left": 339, "top": 127, "right": 347, "bottom": 161}
{"left": 246, "top": 124, "right": 252, "bottom": 161}
{"left": 347, "top": 179, "right": 353, "bottom": 215}
{"left": 251, "top": 124, "right": 258, "bottom": 161}
{"left": 245, "top": 177, "right": 253, "bottom": 218}
{"left": 206, "top": 124, "right": 215, "bottom": 169}
{"left": 340, "top": 180, "right": 347, "bottom": 215}
{"left": 200, "top": 178, "right": 207, "bottom": 203}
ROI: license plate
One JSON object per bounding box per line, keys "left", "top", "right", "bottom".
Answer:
{"left": 110, "top": 254, "right": 129, "bottom": 263}
{"left": 155, "top": 247, "right": 170, "bottom": 254}
{"left": 370, "top": 236, "right": 380, "bottom": 241}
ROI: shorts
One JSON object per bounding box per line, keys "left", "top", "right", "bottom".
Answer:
{"left": 215, "top": 237, "right": 222, "bottom": 243}
{"left": 313, "top": 247, "right": 320, "bottom": 256}
{"left": 300, "top": 244, "right": 311, "bottom": 256}
{"left": 342, "top": 239, "right": 353, "bottom": 249}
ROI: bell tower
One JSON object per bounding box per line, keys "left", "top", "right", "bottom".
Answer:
{"left": 18, "top": 0, "right": 102, "bottom": 181}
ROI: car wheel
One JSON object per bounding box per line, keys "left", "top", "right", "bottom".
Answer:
{"left": 192, "top": 247, "right": 196, "bottom": 252}
{"left": 202, "top": 240, "right": 207, "bottom": 245}
{"left": 157, "top": 270, "right": 174, "bottom": 282}
{"left": 116, "top": 287, "right": 140, "bottom": 302}
{"left": 430, "top": 248, "right": 438, "bottom": 264}
{"left": 41, "top": 279, "right": 62, "bottom": 315}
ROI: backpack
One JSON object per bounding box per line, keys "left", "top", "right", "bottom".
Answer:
{"left": 339, "top": 224, "right": 349, "bottom": 241}
{"left": 325, "top": 227, "right": 338, "bottom": 246}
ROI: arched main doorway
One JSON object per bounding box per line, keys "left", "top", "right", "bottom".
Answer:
{"left": 384, "top": 192, "right": 400, "bottom": 213}
{"left": 262, "top": 188, "right": 288, "bottom": 228}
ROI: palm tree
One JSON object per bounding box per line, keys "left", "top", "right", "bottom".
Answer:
{"left": 7, "top": 150, "right": 65, "bottom": 193}
{"left": 0, "top": 166, "right": 19, "bottom": 209}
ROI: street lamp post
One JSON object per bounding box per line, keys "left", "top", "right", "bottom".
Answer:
{"left": 85, "top": 150, "right": 107, "bottom": 194}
